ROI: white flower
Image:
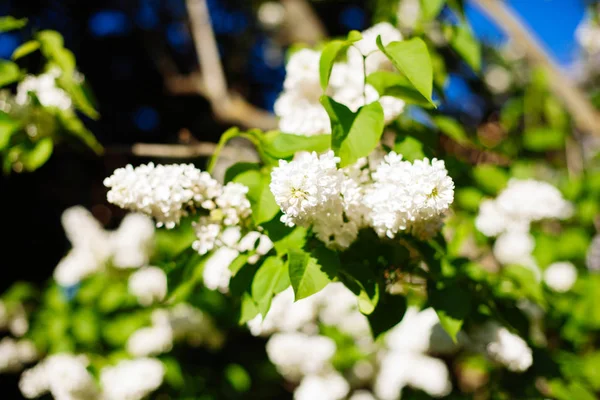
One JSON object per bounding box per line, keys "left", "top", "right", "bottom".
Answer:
{"left": 270, "top": 151, "right": 341, "bottom": 225}
{"left": 54, "top": 248, "right": 104, "bottom": 287}
{"left": 544, "top": 261, "right": 577, "bottom": 293}
{"left": 202, "top": 246, "right": 239, "bottom": 292}
{"left": 0, "top": 337, "right": 23, "bottom": 373}
{"left": 397, "top": 0, "right": 421, "bottom": 31}
{"left": 365, "top": 154, "right": 454, "bottom": 239}
{"left": 492, "top": 231, "right": 536, "bottom": 266}
{"left": 128, "top": 266, "right": 167, "bottom": 306}
{"left": 283, "top": 49, "right": 321, "bottom": 94}
{"left": 476, "top": 179, "right": 573, "bottom": 238}
{"left": 274, "top": 91, "right": 331, "bottom": 136}
{"left": 375, "top": 352, "right": 451, "bottom": 400}
{"left": 266, "top": 333, "right": 336, "bottom": 380}
{"left": 20, "top": 354, "right": 99, "bottom": 400}
{"left": 126, "top": 324, "right": 173, "bottom": 357}
{"left": 100, "top": 358, "right": 164, "bottom": 400}
{"left": 317, "top": 283, "right": 370, "bottom": 341}
{"left": 349, "top": 390, "right": 377, "bottom": 400}
{"left": 192, "top": 220, "right": 221, "bottom": 255}
{"left": 294, "top": 372, "right": 350, "bottom": 400}
{"left": 110, "top": 213, "right": 155, "bottom": 269}
{"left": 16, "top": 68, "right": 72, "bottom": 110}
{"left": 385, "top": 307, "right": 459, "bottom": 355}
{"left": 215, "top": 182, "right": 252, "bottom": 226}
{"left": 472, "top": 322, "right": 532, "bottom": 372}
{"left": 587, "top": 234, "right": 600, "bottom": 271}
{"left": 104, "top": 163, "right": 220, "bottom": 229}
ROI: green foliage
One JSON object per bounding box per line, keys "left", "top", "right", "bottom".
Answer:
{"left": 319, "top": 30, "right": 362, "bottom": 90}
{"left": 288, "top": 248, "right": 335, "bottom": 301}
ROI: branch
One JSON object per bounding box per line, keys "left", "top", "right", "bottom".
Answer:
{"left": 185, "top": 0, "right": 278, "bottom": 131}
{"left": 280, "top": 0, "right": 327, "bottom": 45}
{"left": 105, "top": 142, "right": 243, "bottom": 159}
{"left": 472, "top": 0, "right": 600, "bottom": 138}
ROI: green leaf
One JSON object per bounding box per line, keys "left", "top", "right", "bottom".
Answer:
{"left": 0, "top": 111, "right": 21, "bottom": 150}
{"left": 288, "top": 248, "right": 334, "bottom": 301}
{"left": 162, "top": 357, "right": 185, "bottom": 389}
{"left": 420, "top": 0, "right": 446, "bottom": 21}
{"left": 472, "top": 165, "right": 508, "bottom": 195}
{"left": 207, "top": 127, "right": 241, "bottom": 174}
{"left": 0, "top": 16, "right": 27, "bottom": 32}
{"left": 394, "top": 135, "right": 426, "bottom": 161}
{"left": 239, "top": 292, "right": 260, "bottom": 324}
{"left": 448, "top": 25, "right": 481, "bottom": 72}
{"left": 72, "top": 308, "right": 100, "bottom": 345}
{"left": 319, "top": 30, "right": 362, "bottom": 90}
{"left": 321, "top": 96, "right": 385, "bottom": 167}
{"left": 22, "top": 138, "right": 53, "bottom": 171}
{"left": 523, "top": 127, "right": 566, "bottom": 151}
{"left": 229, "top": 254, "right": 250, "bottom": 277}
{"left": 261, "top": 131, "right": 331, "bottom": 159}
{"left": 376, "top": 37, "right": 435, "bottom": 106}
{"left": 455, "top": 187, "right": 483, "bottom": 212}
{"left": 225, "top": 364, "right": 252, "bottom": 393}
{"left": 12, "top": 40, "right": 40, "bottom": 60}
{"left": 56, "top": 110, "right": 103, "bottom": 155}
{"left": 338, "top": 263, "right": 379, "bottom": 315}
{"left": 233, "top": 169, "right": 279, "bottom": 225}
{"left": 224, "top": 162, "right": 260, "bottom": 183}
{"left": 367, "top": 71, "right": 435, "bottom": 107}
{"left": 429, "top": 281, "right": 473, "bottom": 341}
{"left": 367, "top": 291, "right": 407, "bottom": 338}
{"left": 251, "top": 256, "right": 288, "bottom": 315}
{"left": 37, "top": 30, "right": 75, "bottom": 73}
{"left": 433, "top": 115, "right": 470, "bottom": 146}
{"left": 0, "top": 59, "right": 21, "bottom": 87}
{"left": 57, "top": 75, "right": 99, "bottom": 119}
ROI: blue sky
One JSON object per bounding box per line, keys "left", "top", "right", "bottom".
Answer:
{"left": 466, "top": 0, "right": 588, "bottom": 67}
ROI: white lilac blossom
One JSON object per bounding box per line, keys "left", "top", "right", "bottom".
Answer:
{"left": 472, "top": 322, "right": 533, "bottom": 372}
{"left": 492, "top": 231, "right": 539, "bottom": 276}
{"left": 270, "top": 150, "right": 454, "bottom": 248}
{"left": 543, "top": 262, "right": 578, "bottom": 293}
{"left": 110, "top": 213, "right": 155, "bottom": 269}
{"left": 15, "top": 68, "right": 72, "bottom": 110}
{"left": 475, "top": 179, "right": 573, "bottom": 238}
{"left": 126, "top": 324, "right": 173, "bottom": 357}
{"left": 202, "top": 246, "right": 240, "bottom": 292}
{"left": 266, "top": 332, "right": 336, "bottom": 380}
{"left": 19, "top": 354, "right": 99, "bottom": 399}
{"left": 128, "top": 266, "right": 167, "bottom": 306}
{"left": 294, "top": 372, "right": 350, "bottom": 400}
{"left": 385, "top": 307, "right": 459, "bottom": 355}
{"left": 54, "top": 207, "right": 156, "bottom": 286}
{"left": 349, "top": 391, "right": 377, "bottom": 400}
{"left": 100, "top": 358, "right": 164, "bottom": 400}
{"left": 365, "top": 153, "right": 454, "bottom": 240}
{"left": 0, "top": 337, "right": 38, "bottom": 373}
{"left": 587, "top": 234, "right": 600, "bottom": 271}
{"left": 274, "top": 23, "right": 405, "bottom": 137}
{"left": 104, "top": 163, "right": 221, "bottom": 229}
{"left": 0, "top": 302, "right": 30, "bottom": 337}
{"left": 375, "top": 351, "right": 452, "bottom": 400}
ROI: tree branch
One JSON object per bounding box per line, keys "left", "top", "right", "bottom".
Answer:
{"left": 280, "top": 0, "right": 327, "bottom": 45}
{"left": 472, "top": 0, "right": 600, "bottom": 138}
{"left": 184, "top": 0, "right": 278, "bottom": 131}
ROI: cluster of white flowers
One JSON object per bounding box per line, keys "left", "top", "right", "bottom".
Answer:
{"left": 543, "top": 261, "right": 578, "bottom": 293}
{"left": 0, "top": 338, "right": 38, "bottom": 373}
{"left": 128, "top": 266, "right": 168, "bottom": 306}
{"left": 471, "top": 322, "right": 533, "bottom": 372}
{"left": 270, "top": 150, "right": 454, "bottom": 248}
{"left": 19, "top": 354, "right": 99, "bottom": 399}
{"left": 104, "top": 163, "right": 222, "bottom": 229}
{"left": 20, "top": 354, "right": 165, "bottom": 400}
{"left": 0, "top": 300, "right": 30, "bottom": 337}
{"left": 54, "top": 207, "right": 156, "bottom": 286}
{"left": 275, "top": 23, "right": 405, "bottom": 137}
{"left": 475, "top": 179, "right": 574, "bottom": 279}
{"left": 576, "top": 18, "right": 600, "bottom": 54}
{"left": 15, "top": 68, "right": 72, "bottom": 110}
{"left": 100, "top": 357, "right": 164, "bottom": 400}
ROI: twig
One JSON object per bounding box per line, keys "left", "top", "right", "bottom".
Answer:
{"left": 472, "top": 0, "right": 600, "bottom": 138}
{"left": 185, "top": 0, "right": 278, "bottom": 130}
{"left": 105, "top": 142, "right": 241, "bottom": 159}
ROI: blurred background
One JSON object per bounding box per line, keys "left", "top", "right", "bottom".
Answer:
{"left": 0, "top": 0, "right": 593, "bottom": 335}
